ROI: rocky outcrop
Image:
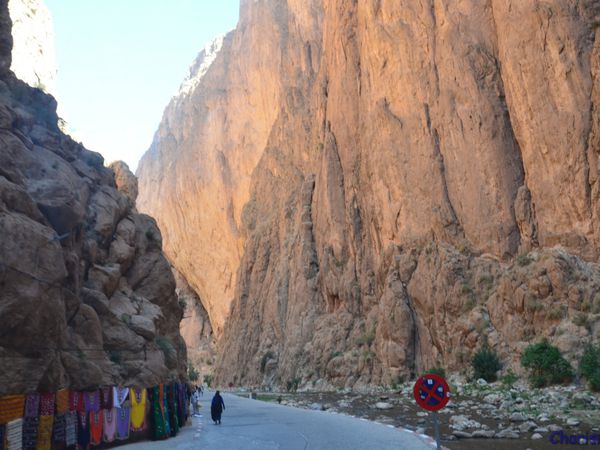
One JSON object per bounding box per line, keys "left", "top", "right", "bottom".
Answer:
{"left": 8, "top": 0, "right": 56, "bottom": 96}
{"left": 138, "top": 0, "right": 600, "bottom": 389}
{"left": 0, "top": 0, "right": 186, "bottom": 395}
{"left": 109, "top": 161, "right": 138, "bottom": 205}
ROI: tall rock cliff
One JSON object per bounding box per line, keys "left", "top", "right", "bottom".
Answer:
{"left": 0, "top": 0, "right": 186, "bottom": 395}
{"left": 138, "top": 0, "right": 600, "bottom": 389}
{"left": 8, "top": 0, "right": 56, "bottom": 96}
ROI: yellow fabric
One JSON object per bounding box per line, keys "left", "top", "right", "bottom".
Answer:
{"left": 0, "top": 395, "right": 24, "bottom": 425}
{"left": 35, "top": 415, "right": 53, "bottom": 450}
{"left": 129, "top": 389, "right": 146, "bottom": 431}
{"left": 55, "top": 389, "right": 69, "bottom": 414}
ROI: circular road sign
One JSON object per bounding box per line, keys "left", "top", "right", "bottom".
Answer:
{"left": 413, "top": 374, "right": 450, "bottom": 411}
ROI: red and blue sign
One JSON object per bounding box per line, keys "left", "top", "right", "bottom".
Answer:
{"left": 413, "top": 374, "right": 450, "bottom": 411}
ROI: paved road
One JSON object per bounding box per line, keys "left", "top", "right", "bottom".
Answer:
{"left": 123, "top": 391, "right": 436, "bottom": 450}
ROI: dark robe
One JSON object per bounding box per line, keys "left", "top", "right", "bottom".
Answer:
{"left": 210, "top": 394, "right": 225, "bottom": 423}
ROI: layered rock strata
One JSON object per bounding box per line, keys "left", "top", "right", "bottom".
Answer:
{"left": 0, "top": 0, "right": 186, "bottom": 395}
{"left": 138, "top": 0, "right": 600, "bottom": 388}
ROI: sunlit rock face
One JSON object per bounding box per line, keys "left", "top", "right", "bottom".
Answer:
{"left": 138, "top": 0, "right": 600, "bottom": 389}
{"left": 8, "top": 0, "right": 56, "bottom": 96}
{"left": 0, "top": 0, "right": 187, "bottom": 394}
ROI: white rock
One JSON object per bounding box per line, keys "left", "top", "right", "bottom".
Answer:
{"left": 476, "top": 378, "right": 488, "bottom": 386}
{"left": 452, "top": 431, "right": 472, "bottom": 439}
{"left": 509, "top": 412, "right": 527, "bottom": 422}
{"left": 496, "top": 429, "right": 519, "bottom": 439}
{"left": 531, "top": 433, "right": 543, "bottom": 440}
{"left": 518, "top": 421, "right": 537, "bottom": 432}
{"left": 375, "top": 402, "right": 393, "bottom": 410}
{"left": 472, "top": 430, "right": 495, "bottom": 438}
{"left": 566, "top": 417, "right": 581, "bottom": 426}
{"left": 483, "top": 393, "right": 502, "bottom": 404}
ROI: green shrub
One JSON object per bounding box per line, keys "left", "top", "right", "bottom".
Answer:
{"left": 203, "top": 374, "right": 213, "bottom": 388}
{"left": 573, "top": 313, "right": 590, "bottom": 329}
{"left": 156, "top": 336, "right": 176, "bottom": 359}
{"left": 188, "top": 363, "right": 200, "bottom": 382}
{"left": 472, "top": 345, "right": 502, "bottom": 382}
{"left": 547, "top": 305, "right": 565, "bottom": 320}
{"left": 579, "top": 344, "right": 600, "bottom": 392}
{"left": 521, "top": 339, "right": 573, "bottom": 387}
{"left": 286, "top": 377, "right": 301, "bottom": 392}
{"left": 425, "top": 367, "right": 446, "bottom": 378}
{"left": 502, "top": 368, "right": 519, "bottom": 387}
{"left": 109, "top": 351, "right": 122, "bottom": 365}
{"left": 516, "top": 254, "right": 533, "bottom": 267}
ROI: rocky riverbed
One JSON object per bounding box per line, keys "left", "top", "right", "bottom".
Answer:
{"left": 237, "top": 380, "right": 600, "bottom": 450}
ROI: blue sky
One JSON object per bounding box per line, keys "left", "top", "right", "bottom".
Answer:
{"left": 46, "top": 0, "right": 239, "bottom": 171}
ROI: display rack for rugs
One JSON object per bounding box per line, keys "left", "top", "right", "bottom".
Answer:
{"left": 0, "top": 383, "right": 190, "bottom": 450}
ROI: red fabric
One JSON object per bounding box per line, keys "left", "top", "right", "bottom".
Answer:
{"left": 89, "top": 410, "right": 103, "bottom": 446}
{"left": 39, "top": 393, "right": 56, "bottom": 416}
{"left": 69, "top": 391, "right": 84, "bottom": 413}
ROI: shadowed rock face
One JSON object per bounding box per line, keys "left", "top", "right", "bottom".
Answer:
{"left": 138, "top": 0, "right": 600, "bottom": 388}
{"left": 0, "top": 0, "right": 186, "bottom": 394}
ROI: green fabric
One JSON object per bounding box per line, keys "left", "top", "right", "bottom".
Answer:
{"left": 151, "top": 387, "right": 167, "bottom": 441}
{"left": 170, "top": 385, "right": 179, "bottom": 436}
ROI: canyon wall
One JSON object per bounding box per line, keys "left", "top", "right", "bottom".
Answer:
{"left": 8, "top": 0, "right": 56, "bottom": 96}
{"left": 138, "top": 0, "right": 600, "bottom": 389}
{"left": 0, "top": 0, "right": 187, "bottom": 395}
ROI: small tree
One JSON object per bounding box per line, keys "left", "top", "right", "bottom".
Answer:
{"left": 579, "top": 344, "right": 600, "bottom": 392}
{"left": 521, "top": 339, "right": 573, "bottom": 387}
{"left": 188, "top": 363, "right": 200, "bottom": 382}
{"left": 425, "top": 367, "right": 446, "bottom": 378}
{"left": 472, "top": 344, "right": 502, "bottom": 382}
{"left": 203, "top": 374, "right": 213, "bottom": 388}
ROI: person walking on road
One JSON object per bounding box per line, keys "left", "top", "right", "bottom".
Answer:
{"left": 211, "top": 391, "right": 225, "bottom": 425}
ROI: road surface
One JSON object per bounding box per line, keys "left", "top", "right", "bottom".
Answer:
{"left": 123, "top": 391, "right": 436, "bottom": 449}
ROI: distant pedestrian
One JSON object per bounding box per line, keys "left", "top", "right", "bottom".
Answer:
{"left": 210, "top": 391, "right": 225, "bottom": 425}
{"left": 191, "top": 390, "right": 200, "bottom": 417}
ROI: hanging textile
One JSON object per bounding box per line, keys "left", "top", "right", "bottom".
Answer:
{"left": 0, "top": 396, "right": 24, "bottom": 426}
{"left": 112, "top": 388, "right": 129, "bottom": 409}
{"left": 162, "top": 386, "right": 171, "bottom": 437}
{"left": 148, "top": 387, "right": 166, "bottom": 441}
{"left": 115, "top": 407, "right": 130, "bottom": 441}
{"left": 38, "top": 395, "right": 54, "bottom": 418}
{"left": 51, "top": 413, "right": 65, "bottom": 445}
{"left": 101, "top": 409, "right": 116, "bottom": 443}
{"left": 23, "top": 395, "right": 39, "bottom": 419}
{"left": 68, "top": 392, "right": 83, "bottom": 413}
{"left": 55, "top": 390, "right": 69, "bottom": 415}
{"left": 0, "top": 423, "right": 5, "bottom": 450}
{"left": 6, "top": 418, "right": 22, "bottom": 450}
{"left": 129, "top": 389, "right": 146, "bottom": 432}
{"left": 34, "top": 415, "right": 52, "bottom": 450}
{"left": 76, "top": 412, "right": 90, "bottom": 450}
{"left": 167, "top": 385, "right": 178, "bottom": 436}
{"left": 83, "top": 392, "right": 100, "bottom": 414}
{"left": 99, "top": 388, "right": 112, "bottom": 410}
{"left": 65, "top": 412, "right": 76, "bottom": 448}
{"left": 177, "top": 384, "right": 186, "bottom": 425}
{"left": 89, "top": 411, "right": 102, "bottom": 446}
{"left": 21, "top": 417, "right": 38, "bottom": 450}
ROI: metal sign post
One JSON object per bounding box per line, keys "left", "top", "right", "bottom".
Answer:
{"left": 432, "top": 411, "right": 441, "bottom": 450}
{"left": 413, "top": 374, "right": 450, "bottom": 450}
